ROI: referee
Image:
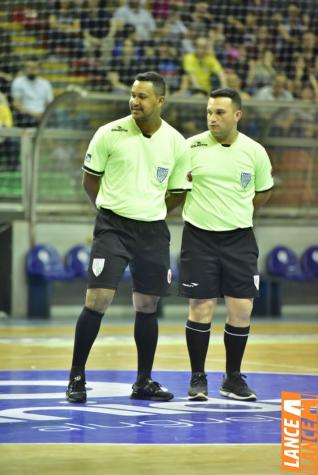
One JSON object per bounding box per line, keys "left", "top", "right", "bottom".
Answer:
{"left": 66, "top": 71, "right": 191, "bottom": 403}
{"left": 179, "top": 88, "right": 274, "bottom": 401}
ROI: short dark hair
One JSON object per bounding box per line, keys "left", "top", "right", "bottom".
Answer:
{"left": 210, "top": 88, "right": 242, "bottom": 110}
{"left": 134, "top": 71, "right": 166, "bottom": 96}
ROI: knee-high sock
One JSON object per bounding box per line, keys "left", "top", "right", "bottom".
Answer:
{"left": 70, "top": 306, "right": 104, "bottom": 379}
{"left": 134, "top": 311, "right": 158, "bottom": 383}
{"left": 185, "top": 319, "right": 211, "bottom": 373}
{"left": 224, "top": 323, "right": 250, "bottom": 374}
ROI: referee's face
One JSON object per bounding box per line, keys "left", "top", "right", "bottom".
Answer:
{"left": 207, "top": 97, "right": 242, "bottom": 142}
{"left": 129, "top": 80, "right": 164, "bottom": 123}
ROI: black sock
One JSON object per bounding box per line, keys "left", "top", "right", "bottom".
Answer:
{"left": 134, "top": 311, "right": 158, "bottom": 384}
{"left": 224, "top": 323, "right": 250, "bottom": 375}
{"left": 185, "top": 319, "right": 211, "bottom": 373}
{"left": 70, "top": 306, "right": 104, "bottom": 379}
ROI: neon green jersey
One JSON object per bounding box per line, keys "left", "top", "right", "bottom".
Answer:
{"left": 83, "top": 115, "right": 191, "bottom": 221}
{"left": 183, "top": 131, "right": 274, "bottom": 231}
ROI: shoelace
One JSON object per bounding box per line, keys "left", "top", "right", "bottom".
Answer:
{"left": 191, "top": 373, "right": 207, "bottom": 385}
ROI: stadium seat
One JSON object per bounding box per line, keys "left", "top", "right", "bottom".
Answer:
{"left": 26, "top": 244, "right": 74, "bottom": 281}
{"left": 26, "top": 244, "right": 74, "bottom": 318}
{"left": 65, "top": 244, "right": 90, "bottom": 278}
{"left": 266, "top": 245, "right": 312, "bottom": 282}
{"left": 301, "top": 245, "right": 318, "bottom": 279}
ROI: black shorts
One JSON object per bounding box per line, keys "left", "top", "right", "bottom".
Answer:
{"left": 179, "top": 222, "right": 259, "bottom": 299}
{"left": 87, "top": 208, "right": 171, "bottom": 296}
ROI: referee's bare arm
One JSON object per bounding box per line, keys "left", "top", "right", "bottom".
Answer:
{"left": 253, "top": 189, "right": 272, "bottom": 209}
{"left": 82, "top": 171, "right": 101, "bottom": 207}
{"left": 165, "top": 191, "right": 188, "bottom": 213}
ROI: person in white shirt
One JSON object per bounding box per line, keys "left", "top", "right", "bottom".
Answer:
{"left": 11, "top": 59, "right": 54, "bottom": 127}
{"left": 113, "top": 0, "right": 156, "bottom": 41}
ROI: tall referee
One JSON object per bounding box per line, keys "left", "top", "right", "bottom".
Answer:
{"left": 179, "top": 88, "right": 274, "bottom": 402}
{"left": 66, "top": 71, "right": 191, "bottom": 403}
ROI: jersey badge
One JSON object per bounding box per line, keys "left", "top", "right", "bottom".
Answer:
{"left": 92, "top": 258, "right": 105, "bottom": 277}
{"left": 241, "top": 172, "right": 252, "bottom": 188}
{"left": 84, "top": 153, "right": 92, "bottom": 162}
{"left": 156, "top": 167, "right": 169, "bottom": 183}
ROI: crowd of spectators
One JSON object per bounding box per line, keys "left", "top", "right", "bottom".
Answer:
{"left": 0, "top": 0, "right": 317, "bottom": 135}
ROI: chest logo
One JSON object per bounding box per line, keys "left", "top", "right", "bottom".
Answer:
{"left": 156, "top": 167, "right": 169, "bottom": 183}
{"left": 241, "top": 172, "right": 252, "bottom": 188}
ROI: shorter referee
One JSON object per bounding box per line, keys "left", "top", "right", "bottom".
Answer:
{"left": 179, "top": 88, "right": 274, "bottom": 401}
{"left": 66, "top": 72, "right": 191, "bottom": 403}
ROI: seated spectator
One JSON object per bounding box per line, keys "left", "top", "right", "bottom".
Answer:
{"left": 107, "top": 38, "right": 140, "bottom": 93}
{"left": 80, "top": 0, "right": 110, "bottom": 59}
{"left": 112, "top": 0, "right": 156, "bottom": 41}
{"left": 0, "top": 33, "right": 21, "bottom": 99}
{"left": 48, "top": 0, "right": 84, "bottom": 57}
{"left": 182, "top": 36, "right": 226, "bottom": 94}
{"left": 0, "top": 92, "right": 18, "bottom": 170}
{"left": 187, "top": 2, "right": 214, "bottom": 37}
{"left": 246, "top": 49, "right": 276, "bottom": 94}
{"left": 276, "top": 3, "right": 307, "bottom": 75}
{"left": 11, "top": 59, "right": 54, "bottom": 127}
{"left": 254, "top": 72, "right": 294, "bottom": 137}
{"left": 163, "top": 2, "right": 188, "bottom": 47}
{"left": 225, "top": 71, "right": 251, "bottom": 101}
{"left": 254, "top": 72, "right": 294, "bottom": 101}
{"left": 140, "top": 40, "right": 188, "bottom": 95}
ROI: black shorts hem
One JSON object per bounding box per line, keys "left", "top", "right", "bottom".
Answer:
{"left": 133, "top": 287, "right": 171, "bottom": 297}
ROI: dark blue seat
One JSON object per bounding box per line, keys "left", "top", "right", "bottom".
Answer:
{"left": 267, "top": 245, "right": 312, "bottom": 282}
{"left": 26, "top": 244, "right": 74, "bottom": 281}
{"left": 26, "top": 244, "right": 74, "bottom": 318}
{"left": 301, "top": 245, "right": 318, "bottom": 279}
{"left": 65, "top": 244, "right": 91, "bottom": 278}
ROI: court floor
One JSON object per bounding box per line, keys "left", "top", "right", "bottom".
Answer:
{"left": 0, "top": 312, "right": 317, "bottom": 475}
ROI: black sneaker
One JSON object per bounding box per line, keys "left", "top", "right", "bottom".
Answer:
{"left": 66, "top": 375, "right": 87, "bottom": 403}
{"left": 130, "top": 379, "right": 174, "bottom": 401}
{"left": 219, "top": 372, "right": 257, "bottom": 401}
{"left": 188, "top": 372, "right": 208, "bottom": 401}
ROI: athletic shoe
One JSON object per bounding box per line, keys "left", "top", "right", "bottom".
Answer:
{"left": 219, "top": 372, "right": 257, "bottom": 401}
{"left": 130, "top": 379, "right": 174, "bottom": 401}
{"left": 66, "top": 375, "right": 87, "bottom": 403}
{"left": 188, "top": 372, "right": 208, "bottom": 401}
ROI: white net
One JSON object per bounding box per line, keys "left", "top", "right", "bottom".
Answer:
{"left": 0, "top": 0, "right": 317, "bottom": 217}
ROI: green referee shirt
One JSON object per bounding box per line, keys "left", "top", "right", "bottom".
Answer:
{"left": 183, "top": 131, "right": 274, "bottom": 231}
{"left": 83, "top": 115, "right": 191, "bottom": 221}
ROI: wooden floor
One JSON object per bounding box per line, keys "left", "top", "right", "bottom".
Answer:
{"left": 0, "top": 316, "right": 317, "bottom": 475}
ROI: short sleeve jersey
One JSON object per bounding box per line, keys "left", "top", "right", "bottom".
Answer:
{"left": 83, "top": 115, "right": 192, "bottom": 221}
{"left": 183, "top": 131, "right": 274, "bottom": 231}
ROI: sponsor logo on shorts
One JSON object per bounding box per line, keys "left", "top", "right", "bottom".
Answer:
{"left": 241, "top": 172, "right": 252, "bottom": 188}
{"left": 281, "top": 391, "right": 318, "bottom": 473}
{"left": 156, "top": 167, "right": 169, "bottom": 183}
{"left": 84, "top": 153, "right": 92, "bottom": 162}
{"left": 92, "top": 258, "right": 105, "bottom": 277}
{"left": 254, "top": 275, "right": 260, "bottom": 290}
{"left": 182, "top": 282, "right": 199, "bottom": 288}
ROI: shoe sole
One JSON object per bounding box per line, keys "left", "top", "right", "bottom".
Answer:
{"left": 219, "top": 389, "right": 257, "bottom": 401}
{"left": 66, "top": 392, "right": 87, "bottom": 403}
{"left": 130, "top": 394, "right": 174, "bottom": 401}
{"left": 188, "top": 392, "right": 208, "bottom": 401}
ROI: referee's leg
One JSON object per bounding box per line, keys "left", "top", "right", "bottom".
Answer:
{"left": 130, "top": 292, "right": 173, "bottom": 401}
